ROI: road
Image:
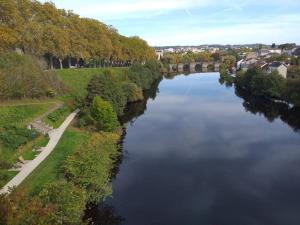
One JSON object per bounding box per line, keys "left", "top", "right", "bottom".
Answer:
{"left": 0, "top": 109, "right": 79, "bottom": 194}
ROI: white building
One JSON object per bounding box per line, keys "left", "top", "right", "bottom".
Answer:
{"left": 164, "top": 48, "right": 175, "bottom": 53}
{"left": 269, "top": 62, "right": 287, "bottom": 78}
{"left": 269, "top": 49, "right": 282, "bottom": 54}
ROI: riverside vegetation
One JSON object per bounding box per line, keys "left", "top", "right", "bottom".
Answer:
{"left": 219, "top": 64, "right": 300, "bottom": 107}
{"left": 0, "top": 1, "right": 161, "bottom": 224}
{"left": 0, "top": 58, "right": 161, "bottom": 224}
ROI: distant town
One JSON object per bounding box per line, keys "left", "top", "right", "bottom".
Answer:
{"left": 155, "top": 43, "right": 300, "bottom": 79}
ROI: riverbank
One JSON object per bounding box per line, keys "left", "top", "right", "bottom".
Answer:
{"left": 0, "top": 109, "right": 79, "bottom": 194}
{"left": 219, "top": 64, "right": 300, "bottom": 107}
{"left": 0, "top": 61, "right": 162, "bottom": 224}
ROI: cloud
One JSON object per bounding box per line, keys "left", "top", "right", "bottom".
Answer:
{"left": 38, "top": 0, "right": 300, "bottom": 45}
{"left": 145, "top": 14, "right": 300, "bottom": 45}
{"left": 40, "top": 0, "right": 219, "bottom": 19}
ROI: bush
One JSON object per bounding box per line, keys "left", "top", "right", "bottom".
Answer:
{"left": 0, "top": 126, "right": 38, "bottom": 149}
{"left": 0, "top": 160, "right": 13, "bottom": 169}
{"left": 47, "top": 106, "right": 69, "bottom": 123}
{"left": 0, "top": 52, "right": 65, "bottom": 99}
{"left": 121, "top": 82, "right": 143, "bottom": 103}
{"left": 235, "top": 67, "right": 286, "bottom": 98}
{"left": 284, "top": 78, "right": 300, "bottom": 106}
{"left": 39, "top": 180, "right": 87, "bottom": 225}
{"left": 86, "top": 70, "right": 126, "bottom": 115}
{"left": 90, "top": 96, "right": 119, "bottom": 132}
{"left": 128, "top": 63, "right": 160, "bottom": 90}
{"left": 64, "top": 132, "right": 120, "bottom": 203}
{"left": 0, "top": 189, "right": 59, "bottom": 225}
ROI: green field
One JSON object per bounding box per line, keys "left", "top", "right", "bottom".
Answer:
{"left": 43, "top": 105, "right": 72, "bottom": 128}
{"left": 55, "top": 67, "right": 128, "bottom": 99}
{"left": 0, "top": 103, "right": 56, "bottom": 127}
{"left": 21, "top": 127, "right": 89, "bottom": 195}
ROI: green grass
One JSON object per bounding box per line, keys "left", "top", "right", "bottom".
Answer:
{"left": 0, "top": 103, "right": 56, "bottom": 187}
{"left": 21, "top": 127, "right": 89, "bottom": 195}
{"left": 0, "top": 171, "right": 18, "bottom": 188}
{"left": 43, "top": 105, "right": 72, "bottom": 128}
{"left": 0, "top": 134, "right": 49, "bottom": 188}
{"left": 20, "top": 135, "right": 50, "bottom": 160}
{"left": 55, "top": 67, "right": 128, "bottom": 99}
{"left": 0, "top": 103, "right": 55, "bottom": 127}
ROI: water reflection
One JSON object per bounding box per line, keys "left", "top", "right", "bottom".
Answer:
{"left": 119, "top": 77, "right": 162, "bottom": 125}
{"left": 235, "top": 87, "right": 300, "bottom": 132}
{"left": 95, "top": 73, "right": 300, "bottom": 225}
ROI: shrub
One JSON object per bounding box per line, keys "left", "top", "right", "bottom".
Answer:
{"left": 284, "top": 78, "right": 300, "bottom": 106}
{"left": 47, "top": 106, "right": 69, "bottom": 123}
{"left": 0, "top": 189, "right": 58, "bottom": 225}
{"left": 90, "top": 96, "right": 119, "bottom": 132}
{"left": 0, "top": 126, "right": 38, "bottom": 149}
{"left": 64, "top": 132, "right": 120, "bottom": 203}
{"left": 121, "top": 82, "right": 143, "bottom": 103}
{"left": 235, "top": 67, "right": 286, "bottom": 98}
{"left": 86, "top": 70, "right": 126, "bottom": 115}
{"left": 0, "top": 52, "right": 65, "bottom": 99}
{"left": 39, "top": 180, "right": 87, "bottom": 225}
{"left": 0, "top": 160, "right": 13, "bottom": 169}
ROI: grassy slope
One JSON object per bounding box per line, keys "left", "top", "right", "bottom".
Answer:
{"left": 21, "top": 126, "right": 89, "bottom": 195}
{"left": 0, "top": 102, "right": 59, "bottom": 187}
{"left": 0, "top": 102, "right": 56, "bottom": 163}
{"left": 56, "top": 67, "right": 127, "bottom": 99}
{"left": 0, "top": 103, "right": 56, "bottom": 127}
{"left": 20, "top": 68, "right": 128, "bottom": 194}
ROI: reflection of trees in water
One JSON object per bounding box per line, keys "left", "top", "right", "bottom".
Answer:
{"left": 235, "top": 87, "right": 300, "bottom": 132}
{"left": 119, "top": 77, "right": 162, "bottom": 125}
{"left": 84, "top": 203, "right": 124, "bottom": 225}
{"left": 87, "top": 78, "right": 162, "bottom": 225}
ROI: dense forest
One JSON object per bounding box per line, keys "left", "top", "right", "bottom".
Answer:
{"left": 0, "top": 0, "right": 156, "bottom": 69}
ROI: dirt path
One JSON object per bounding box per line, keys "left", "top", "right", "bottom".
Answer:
{"left": 0, "top": 109, "right": 79, "bottom": 194}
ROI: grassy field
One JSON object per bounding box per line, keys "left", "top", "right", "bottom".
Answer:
{"left": 43, "top": 105, "right": 72, "bottom": 128}
{"left": 0, "top": 103, "right": 56, "bottom": 127}
{"left": 55, "top": 67, "right": 128, "bottom": 99}
{"left": 21, "top": 126, "right": 89, "bottom": 195}
{"left": 0, "top": 101, "right": 59, "bottom": 188}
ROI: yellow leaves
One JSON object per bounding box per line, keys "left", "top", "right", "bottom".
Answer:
{"left": 0, "top": 25, "right": 18, "bottom": 50}
{"left": 87, "top": 131, "right": 121, "bottom": 149}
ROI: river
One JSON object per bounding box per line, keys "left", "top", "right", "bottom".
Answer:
{"left": 95, "top": 73, "right": 300, "bottom": 225}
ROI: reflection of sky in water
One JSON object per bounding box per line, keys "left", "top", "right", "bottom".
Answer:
{"left": 106, "top": 73, "right": 300, "bottom": 225}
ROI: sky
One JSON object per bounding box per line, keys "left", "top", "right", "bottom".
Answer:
{"left": 39, "top": 0, "right": 300, "bottom": 46}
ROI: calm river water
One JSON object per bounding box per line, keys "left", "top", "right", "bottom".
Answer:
{"left": 96, "top": 73, "right": 300, "bottom": 225}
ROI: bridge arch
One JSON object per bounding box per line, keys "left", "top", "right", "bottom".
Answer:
{"left": 183, "top": 64, "right": 190, "bottom": 72}
{"left": 195, "top": 63, "right": 202, "bottom": 72}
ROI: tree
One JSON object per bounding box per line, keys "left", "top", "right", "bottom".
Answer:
{"left": 90, "top": 96, "right": 119, "bottom": 132}
{"left": 64, "top": 132, "right": 120, "bottom": 203}
{"left": 87, "top": 70, "right": 127, "bottom": 115}
{"left": 0, "top": 0, "right": 21, "bottom": 50}
{"left": 0, "top": 0, "right": 156, "bottom": 69}
{"left": 39, "top": 180, "right": 87, "bottom": 225}
{"left": 0, "top": 189, "right": 58, "bottom": 225}
{"left": 121, "top": 81, "right": 143, "bottom": 103}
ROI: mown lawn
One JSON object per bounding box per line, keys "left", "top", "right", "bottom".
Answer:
{"left": 0, "top": 103, "right": 56, "bottom": 127}
{"left": 21, "top": 126, "right": 89, "bottom": 195}
{"left": 43, "top": 105, "right": 72, "bottom": 128}
{"left": 0, "top": 102, "right": 58, "bottom": 188}
{"left": 55, "top": 67, "right": 127, "bottom": 99}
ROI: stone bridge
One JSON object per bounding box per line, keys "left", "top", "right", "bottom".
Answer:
{"left": 168, "top": 62, "right": 220, "bottom": 73}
